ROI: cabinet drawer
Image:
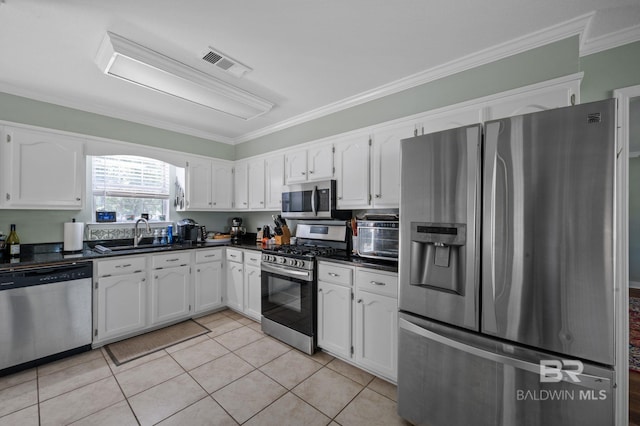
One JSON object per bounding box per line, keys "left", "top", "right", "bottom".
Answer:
{"left": 226, "top": 248, "right": 243, "bottom": 263}
{"left": 96, "top": 256, "right": 146, "bottom": 277}
{"left": 244, "top": 251, "right": 262, "bottom": 267}
{"left": 152, "top": 252, "right": 191, "bottom": 269}
{"left": 318, "top": 262, "right": 353, "bottom": 286}
{"left": 356, "top": 269, "right": 398, "bottom": 298}
{"left": 195, "top": 248, "right": 223, "bottom": 264}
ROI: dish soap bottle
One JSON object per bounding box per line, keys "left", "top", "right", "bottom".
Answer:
{"left": 6, "top": 224, "right": 20, "bottom": 258}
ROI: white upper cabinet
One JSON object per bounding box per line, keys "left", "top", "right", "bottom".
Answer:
{"left": 247, "top": 158, "right": 265, "bottom": 209}
{"left": 285, "top": 143, "right": 333, "bottom": 184}
{"left": 185, "top": 158, "right": 212, "bottom": 210}
{"left": 264, "top": 154, "right": 284, "bottom": 210}
{"left": 185, "top": 159, "right": 233, "bottom": 210}
{"left": 1, "top": 126, "right": 85, "bottom": 209}
{"left": 307, "top": 143, "right": 334, "bottom": 180}
{"left": 334, "top": 135, "right": 370, "bottom": 209}
{"left": 211, "top": 162, "right": 233, "bottom": 210}
{"left": 417, "top": 107, "right": 482, "bottom": 136}
{"left": 370, "top": 123, "right": 414, "bottom": 209}
{"left": 483, "top": 81, "right": 578, "bottom": 120}
{"left": 233, "top": 161, "right": 249, "bottom": 210}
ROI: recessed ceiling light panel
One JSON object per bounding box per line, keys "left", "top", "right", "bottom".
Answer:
{"left": 95, "top": 32, "right": 273, "bottom": 120}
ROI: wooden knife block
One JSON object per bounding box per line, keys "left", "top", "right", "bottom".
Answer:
{"left": 275, "top": 225, "right": 291, "bottom": 245}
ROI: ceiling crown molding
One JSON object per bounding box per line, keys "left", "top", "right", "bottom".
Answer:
{"left": 580, "top": 23, "right": 640, "bottom": 56}
{"left": 233, "top": 13, "right": 594, "bottom": 144}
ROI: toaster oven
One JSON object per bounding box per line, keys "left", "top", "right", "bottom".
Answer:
{"left": 356, "top": 220, "right": 399, "bottom": 261}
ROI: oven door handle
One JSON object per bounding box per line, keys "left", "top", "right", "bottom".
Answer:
{"left": 311, "top": 185, "right": 318, "bottom": 216}
{"left": 261, "top": 263, "right": 313, "bottom": 281}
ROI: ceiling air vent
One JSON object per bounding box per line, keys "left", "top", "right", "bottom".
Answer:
{"left": 201, "top": 47, "right": 251, "bottom": 78}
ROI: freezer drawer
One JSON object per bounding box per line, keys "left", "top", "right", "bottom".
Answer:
{"left": 397, "top": 313, "right": 615, "bottom": 426}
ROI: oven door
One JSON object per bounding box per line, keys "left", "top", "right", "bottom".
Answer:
{"left": 261, "top": 263, "right": 316, "bottom": 336}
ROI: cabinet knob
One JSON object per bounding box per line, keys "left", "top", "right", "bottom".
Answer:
{"left": 141, "top": 278, "right": 146, "bottom": 282}
{"left": 301, "top": 172, "right": 306, "bottom": 175}
{"left": 309, "top": 170, "right": 314, "bottom": 174}
{"left": 338, "top": 196, "right": 342, "bottom": 200}
{"left": 357, "top": 299, "right": 363, "bottom": 303}
{"left": 76, "top": 197, "right": 81, "bottom": 201}
{"left": 209, "top": 202, "right": 212, "bottom": 206}
{"left": 375, "top": 194, "right": 381, "bottom": 198}
{"left": 260, "top": 201, "right": 264, "bottom": 204}
{"left": 213, "top": 202, "right": 217, "bottom": 206}
{"left": 318, "top": 288, "right": 323, "bottom": 292}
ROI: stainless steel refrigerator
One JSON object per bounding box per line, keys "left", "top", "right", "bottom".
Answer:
{"left": 397, "top": 100, "right": 617, "bottom": 426}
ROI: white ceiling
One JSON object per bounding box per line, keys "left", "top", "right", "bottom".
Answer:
{"left": 0, "top": 0, "right": 639, "bottom": 144}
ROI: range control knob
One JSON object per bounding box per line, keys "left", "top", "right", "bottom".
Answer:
{"left": 278, "top": 257, "right": 287, "bottom": 264}
{"left": 288, "top": 259, "right": 296, "bottom": 266}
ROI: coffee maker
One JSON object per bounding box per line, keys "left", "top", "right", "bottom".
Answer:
{"left": 230, "top": 217, "right": 243, "bottom": 244}
{"left": 177, "top": 218, "right": 199, "bottom": 243}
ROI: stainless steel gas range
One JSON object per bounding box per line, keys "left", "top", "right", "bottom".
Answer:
{"left": 260, "top": 223, "right": 349, "bottom": 354}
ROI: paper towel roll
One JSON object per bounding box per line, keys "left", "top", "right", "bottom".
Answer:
{"left": 64, "top": 221, "right": 84, "bottom": 252}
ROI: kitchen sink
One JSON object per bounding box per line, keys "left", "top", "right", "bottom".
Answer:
{"left": 93, "top": 243, "right": 177, "bottom": 254}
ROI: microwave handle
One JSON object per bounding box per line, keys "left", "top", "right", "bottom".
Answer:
{"left": 311, "top": 185, "right": 318, "bottom": 216}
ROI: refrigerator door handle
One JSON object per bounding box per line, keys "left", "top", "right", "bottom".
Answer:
{"left": 399, "top": 318, "right": 610, "bottom": 391}
{"left": 482, "top": 122, "right": 500, "bottom": 333}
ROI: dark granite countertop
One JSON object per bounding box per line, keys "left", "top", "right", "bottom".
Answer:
{"left": 317, "top": 253, "right": 398, "bottom": 273}
{"left": 0, "top": 238, "right": 394, "bottom": 272}
{"left": 0, "top": 238, "right": 263, "bottom": 271}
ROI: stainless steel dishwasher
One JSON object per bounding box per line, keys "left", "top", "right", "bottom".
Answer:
{"left": 0, "top": 262, "right": 93, "bottom": 374}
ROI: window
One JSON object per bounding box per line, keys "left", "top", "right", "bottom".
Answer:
{"left": 92, "top": 155, "right": 171, "bottom": 222}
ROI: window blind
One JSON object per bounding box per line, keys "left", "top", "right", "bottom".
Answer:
{"left": 92, "top": 155, "right": 170, "bottom": 199}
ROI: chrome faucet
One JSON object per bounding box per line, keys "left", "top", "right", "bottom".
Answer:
{"left": 134, "top": 218, "right": 151, "bottom": 247}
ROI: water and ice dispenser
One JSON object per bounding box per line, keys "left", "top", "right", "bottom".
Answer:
{"left": 410, "top": 222, "right": 466, "bottom": 295}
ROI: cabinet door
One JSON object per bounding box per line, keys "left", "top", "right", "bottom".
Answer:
{"left": 226, "top": 261, "right": 244, "bottom": 312}
{"left": 371, "top": 124, "right": 412, "bottom": 208}
{"left": 96, "top": 272, "right": 147, "bottom": 342}
{"left": 418, "top": 107, "right": 481, "bottom": 136}
{"left": 485, "top": 86, "right": 574, "bottom": 120}
{"left": 317, "top": 281, "right": 352, "bottom": 359}
{"left": 233, "top": 161, "right": 249, "bottom": 209}
{"left": 285, "top": 149, "right": 308, "bottom": 183}
{"left": 186, "top": 159, "right": 212, "bottom": 210}
{"left": 3, "top": 127, "right": 85, "bottom": 209}
{"left": 151, "top": 266, "right": 191, "bottom": 325}
{"left": 264, "top": 155, "right": 284, "bottom": 210}
{"left": 334, "top": 135, "right": 370, "bottom": 208}
{"left": 248, "top": 159, "right": 265, "bottom": 209}
{"left": 194, "top": 261, "right": 223, "bottom": 313}
{"left": 212, "top": 162, "right": 233, "bottom": 209}
{"left": 307, "top": 143, "right": 333, "bottom": 180}
{"left": 354, "top": 290, "right": 398, "bottom": 380}
{"left": 243, "top": 265, "right": 262, "bottom": 321}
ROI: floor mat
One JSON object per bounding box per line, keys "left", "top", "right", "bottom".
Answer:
{"left": 105, "top": 320, "right": 209, "bottom": 365}
{"left": 631, "top": 297, "right": 640, "bottom": 372}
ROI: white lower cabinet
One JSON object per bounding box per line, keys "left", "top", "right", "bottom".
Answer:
{"left": 194, "top": 248, "right": 224, "bottom": 313}
{"left": 225, "top": 248, "right": 244, "bottom": 312}
{"left": 224, "top": 248, "right": 262, "bottom": 319}
{"left": 94, "top": 256, "right": 148, "bottom": 344}
{"left": 317, "top": 262, "right": 354, "bottom": 359}
{"left": 317, "top": 261, "right": 398, "bottom": 381}
{"left": 150, "top": 265, "right": 191, "bottom": 325}
{"left": 95, "top": 271, "right": 147, "bottom": 342}
{"left": 318, "top": 280, "right": 353, "bottom": 359}
{"left": 243, "top": 252, "right": 262, "bottom": 321}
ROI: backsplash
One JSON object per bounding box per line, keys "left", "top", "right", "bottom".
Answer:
{"left": 86, "top": 223, "right": 170, "bottom": 241}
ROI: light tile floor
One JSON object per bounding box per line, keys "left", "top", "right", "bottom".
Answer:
{"left": 0, "top": 309, "right": 409, "bottom": 425}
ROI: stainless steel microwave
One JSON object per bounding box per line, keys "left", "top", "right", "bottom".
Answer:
{"left": 281, "top": 180, "right": 351, "bottom": 220}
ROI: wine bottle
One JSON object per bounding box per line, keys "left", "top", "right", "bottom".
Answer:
{"left": 6, "top": 224, "right": 20, "bottom": 258}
